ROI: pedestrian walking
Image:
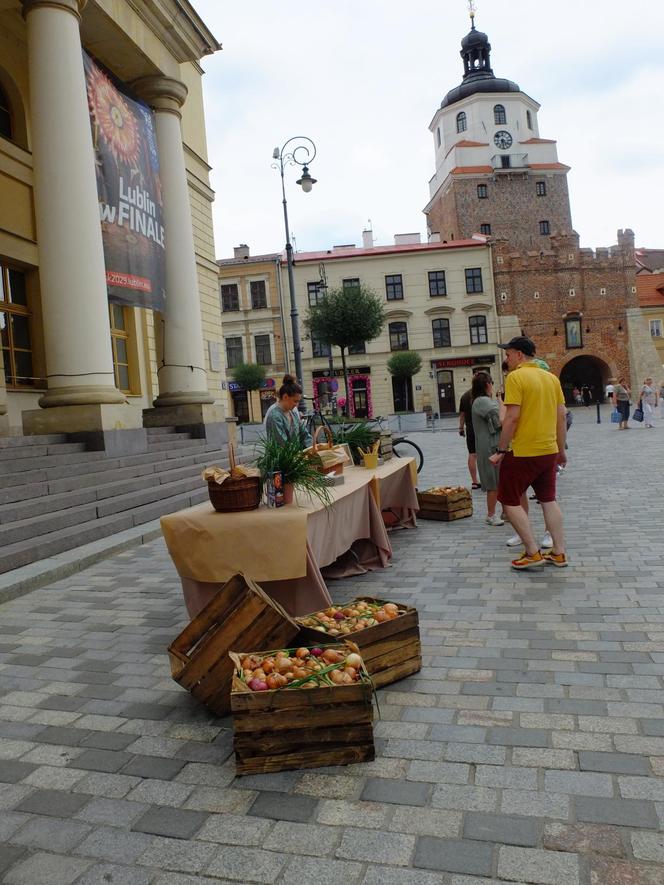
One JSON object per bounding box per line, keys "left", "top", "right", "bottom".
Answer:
{"left": 640, "top": 377, "right": 658, "bottom": 428}
{"left": 605, "top": 379, "right": 615, "bottom": 402}
{"left": 459, "top": 380, "right": 481, "bottom": 490}
{"left": 471, "top": 372, "right": 504, "bottom": 526}
{"left": 489, "top": 336, "right": 568, "bottom": 570}
{"left": 582, "top": 385, "right": 592, "bottom": 407}
{"left": 572, "top": 386, "right": 583, "bottom": 406}
{"left": 612, "top": 378, "right": 631, "bottom": 430}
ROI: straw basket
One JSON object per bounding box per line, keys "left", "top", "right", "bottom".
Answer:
{"left": 307, "top": 425, "right": 345, "bottom": 476}
{"left": 208, "top": 476, "right": 261, "bottom": 512}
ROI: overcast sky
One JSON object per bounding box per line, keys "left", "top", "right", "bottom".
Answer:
{"left": 192, "top": 1, "right": 664, "bottom": 260}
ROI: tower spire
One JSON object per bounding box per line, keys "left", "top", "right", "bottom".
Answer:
{"left": 468, "top": 0, "right": 477, "bottom": 30}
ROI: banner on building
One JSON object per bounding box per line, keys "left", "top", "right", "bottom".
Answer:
{"left": 83, "top": 52, "right": 166, "bottom": 311}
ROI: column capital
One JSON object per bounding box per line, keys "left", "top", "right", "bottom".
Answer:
{"left": 132, "top": 75, "right": 188, "bottom": 116}
{"left": 23, "top": 0, "right": 86, "bottom": 21}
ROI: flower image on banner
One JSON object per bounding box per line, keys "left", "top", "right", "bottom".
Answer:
{"left": 83, "top": 52, "right": 166, "bottom": 311}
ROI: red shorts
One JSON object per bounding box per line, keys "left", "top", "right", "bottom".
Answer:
{"left": 497, "top": 452, "right": 558, "bottom": 507}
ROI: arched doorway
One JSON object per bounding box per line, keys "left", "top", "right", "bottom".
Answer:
{"left": 559, "top": 355, "right": 611, "bottom": 404}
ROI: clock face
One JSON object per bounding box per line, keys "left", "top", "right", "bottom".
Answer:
{"left": 494, "top": 130, "right": 513, "bottom": 150}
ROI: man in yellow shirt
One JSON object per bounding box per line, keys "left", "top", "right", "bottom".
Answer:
{"left": 489, "top": 336, "right": 568, "bottom": 570}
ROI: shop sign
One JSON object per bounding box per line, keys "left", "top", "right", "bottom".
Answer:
{"left": 431, "top": 355, "right": 496, "bottom": 369}
{"left": 312, "top": 366, "right": 370, "bottom": 378}
{"left": 229, "top": 378, "right": 276, "bottom": 392}
{"left": 83, "top": 52, "right": 166, "bottom": 311}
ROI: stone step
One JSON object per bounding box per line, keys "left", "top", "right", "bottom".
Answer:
{"left": 145, "top": 427, "right": 190, "bottom": 438}
{"left": 147, "top": 438, "right": 207, "bottom": 452}
{"left": 0, "top": 441, "right": 87, "bottom": 461}
{"left": 0, "top": 433, "right": 67, "bottom": 449}
{"left": 0, "top": 448, "right": 108, "bottom": 476}
{"left": 0, "top": 486, "right": 208, "bottom": 575}
{"left": 0, "top": 480, "right": 50, "bottom": 506}
{"left": 0, "top": 472, "right": 210, "bottom": 545}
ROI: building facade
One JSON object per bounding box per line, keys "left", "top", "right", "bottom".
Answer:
{"left": 217, "top": 245, "right": 288, "bottom": 423}
{"left": 0, "top": 0, "right": 228, "bottom": 450}
{"left": 423, "top": 12, "right": 660, "bottom": 398}
{"left": 285, "top": 236, "right": 500, "bottom": 418}
{"left": 635, "top": 265, "right": 664, "bottom": 375}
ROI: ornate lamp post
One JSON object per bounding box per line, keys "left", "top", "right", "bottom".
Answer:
{"left": 272, "top": 136, "right": 317, "bottom": 388}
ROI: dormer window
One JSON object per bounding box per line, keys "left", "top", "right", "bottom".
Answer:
{"left": 526, "top": 109, "right": 533, "bottom": 130}
{"left": 456, "top": 111, "right": 467, "bottom": 133}
{"left": 493, "top": 104, "right": 506, "bottom": 125}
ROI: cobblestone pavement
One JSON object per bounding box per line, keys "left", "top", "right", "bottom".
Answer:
{"left": 1, "top": 407, "right": 663, "bottom": 884}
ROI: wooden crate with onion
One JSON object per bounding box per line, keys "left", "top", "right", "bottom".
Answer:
{"left": 296, "top": 596, "right": 421, "bottom": 688}
{"left": 229, "top": 642, "right": 375, "bottom": 774}
{"left": 416, "top": 486, "right": 473, "bottom": 521}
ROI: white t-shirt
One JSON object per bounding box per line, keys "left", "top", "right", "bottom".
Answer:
{"left": 605, "top": 384, "right": 615, "bottom": 397}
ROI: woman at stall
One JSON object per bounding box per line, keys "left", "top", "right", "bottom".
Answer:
{"left": 471, "top": 371, "right": 504, "bottom": 526}
{"left": 264, "top": 374, "right": 311, "bottom": 447}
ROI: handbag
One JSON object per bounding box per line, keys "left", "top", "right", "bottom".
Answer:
{"left": 632, "top": 400, "right": 644, "bottom": 423}
{"left": 610, "top": 408, "right": 621, "bottom": 424}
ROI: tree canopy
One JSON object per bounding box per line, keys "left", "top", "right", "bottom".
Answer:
{"left": 305, "top": 284, "right": 385, "bottom": 352}
{"left": 232, "top": 362, "right": 266, "bottom": 391}
{"left": 387, "top": 350, "right": 423, "bottom": 379}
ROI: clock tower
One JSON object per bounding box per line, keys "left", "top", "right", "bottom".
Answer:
{"left": 424, "top": 10, "right": 574, "bottom": 249}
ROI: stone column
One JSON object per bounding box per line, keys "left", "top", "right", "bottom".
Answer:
{"left": 22, "top": 0, "right": 124, "bottom": 409}
{"left": 132, "top": 76, "right": 213, "bottom": 408}
{"left": 20, "top": 0, "right": 145, "bottom": 453}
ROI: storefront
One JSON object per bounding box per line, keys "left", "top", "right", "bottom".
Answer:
{"left": 431, "top": 355, "right": 496, "bottom": 413}
{"left": 312, "top": 367, "right": 372, "bottom": 418}
{"left": 229, "top": 378, "right": 276, "bottom": 423}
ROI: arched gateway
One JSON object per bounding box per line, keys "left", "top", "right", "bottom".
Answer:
{"left": 559, "top": 355, "right": 612, "bottom": 404}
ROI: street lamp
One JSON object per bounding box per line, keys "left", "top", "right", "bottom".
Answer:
{"left": 272, "top": 136, "right": 317, "bottom": 389}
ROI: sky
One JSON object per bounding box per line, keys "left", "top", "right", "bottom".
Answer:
{"left": 192, "top": 1, "right": 664, "bottom": 260}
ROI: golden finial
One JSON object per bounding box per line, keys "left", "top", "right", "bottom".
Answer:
{"left": 468, "top": 0, "right": 477, "bottom": 27}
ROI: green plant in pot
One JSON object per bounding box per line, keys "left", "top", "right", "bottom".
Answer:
{"left": 254, "top": 436, "right": 331, "bottom": 507}
{"left": 330, "top": 420, "right": 380, "bottom": 465}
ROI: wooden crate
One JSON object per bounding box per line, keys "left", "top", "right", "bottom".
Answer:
{"left": 168, "top": 574, "right": 299, "bottom": 716}
{"left": 418, "top": 505, "right": 473, "bottom": 521}
{"left": 417, "top": 487, "right": 471, "bottom": 509}
{"left": 229, "top": 645, "right": 375, "bottom": 775}
{"left": 379, "top": 430, "right": 393, "bottom": 461}
{"left": 297, "top": 597, "right": 421, "bottom": 689}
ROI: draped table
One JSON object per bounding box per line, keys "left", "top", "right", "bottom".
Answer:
{"left": 160, "top": 457, "right": 417, "bottom": 618}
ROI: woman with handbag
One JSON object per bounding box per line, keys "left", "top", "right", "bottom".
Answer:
{"left": 612, "top": 378, "right": 631, "bottom": 430}
{"left": 640, "top": 377, "right": 658, "bottom": 428}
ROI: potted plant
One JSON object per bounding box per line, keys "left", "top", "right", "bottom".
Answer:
{"left": 254, "top": 436, "right": 331, "bottom": 507}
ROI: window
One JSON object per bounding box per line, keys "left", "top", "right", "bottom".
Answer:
{"left": 109, "top": 304, "right": 133, "bottom": 393}
{"left": 225, "top": 336, "right": 243, "bottom": 368}
{"left": 480, "top": 223, "right": 492, "bottom": 235}
{"left": 389, "top": 321, "right": 409, "bottom": 351}
{"left": 428, "top": 270, "right": 447, "bottom": 297}
{"left": 385, "top": 274, "right": 404, "bottom": 301}
{"left": 539, "top": 220, "right": 550, "bottom": 235}
{"left": 342, "top": 277, "right": 360, "bottom": 291}
{"left": 436, "top": 126, "right": 441, "bottom": 147}
{"left": 465, "top": 267, "right": 483, "bottom": 293}
{"left": 255, "top": 334, "right": 272, "bottom": 365}
{"left": 349, "top": 341, "right": 366, "bottom": 354}
{"left": 456, "top": 111, "right": 467, "bottom": 133}
{"left": 477, "top": 183, "right": 488, "bottom": 199}
{"left": 565, "top": 317, "right": 583, "bottom": 349}
{"left": 0, "top": 84, "right": 11, "bottom": 141}
{"left": 432, "top": 318, "right": 451, "bottom": 348}
{"left": 500, "top": 155, "right": 511, "bottom": 168}
{"left": 494, "top": 104, "right": 506, "bottom": 125}
{"left": 221, "top": 283, "right": 239, "bottom": 312}
{"left": 536, "top": 181, "right": 546, "bottom": 197}
{"left": 311, "top": 334, "right": 331, "bottom": 358}
{"left": 307, "top": 281, "right": 324, "bottom": 306}
{"left": 250, "top": 280, "right": 267, "bottom": 310}
{"left": 650, "top": 319, "right": 663, "bottom": 338}
{"left": 1, "top": 264, "right": 34, "bottom": 387}
{"left": 469, "top": 315, "right": 488, "bottom": 345}
{"left": 526, "top": 109, "right": 533, "bottom": 130}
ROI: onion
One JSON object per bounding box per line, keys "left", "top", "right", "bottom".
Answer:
{"left": 345, "top": 653, "right": 362, "bottom": 670}
{"left": 262, "top": 660, "right": 275, "bottom": 675}
{"left": 343, "top": 667, "right": 357, "bottom": 680}
{"left": 322, "top": 649, "right": 344, "bottom": 664}
{"left": 333, "top": 612, "right": 345, "bottom": 621}
{"left": 266, "top": 674, "right": 281, "bottom": 690}
{"left": 248, "top": 678, "right": 268, "bottom": 691}
{"left": 293, "top": 667, "right": 308, "bottom": 679}
{"left": 384, "top": 603, "right": 399, "bottom": 614}
{"left": 295, "top": 647, "right": 310, "bottom": 659}
{"left": 330, "top": 669, "right": 345, "bottom": 684}
{"left": 310, "top": 647, "right": 323, "bottom": 657}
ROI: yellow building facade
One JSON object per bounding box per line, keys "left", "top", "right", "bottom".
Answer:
{"left": 286, "top": 237, "right": 506, "bottom": 418}
{"left": 0, "top": 0, "right": 229, "bottom": 452}
{"left": 217, "top": 245, "right": 289, "bottom": 423}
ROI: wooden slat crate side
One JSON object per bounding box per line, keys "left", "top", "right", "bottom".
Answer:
{"left": 230, "top": 673, "right": 372, "bottom": 713}
{"left": 233, "top": 700, "right": 373, "bottom": 734}
{"left": 356, "top": 627, "right": 421, "bottom": 664}
{"left": 418, "top": 506, "right": 473, "bottom": 521}
{"left": 416, "top": 494, "right": 472, "bottom": 511}
{"left": 297, "top": 601, "right": 418, "bottom": 647}
{"left": 234, "top": 723, "right": 374, "bottom": 754}
{"left": 235, "top": 742, "right": 375, "bottom": 775}
{"left": 371, "top": 655, "right": 423, "bottom": 688}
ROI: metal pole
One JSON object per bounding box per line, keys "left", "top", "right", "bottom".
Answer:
{"left": 596, "top": 401, "right": 601, "bottom": 424}
{"left": 280, "top": 169, "right": 303, "bottom": 387}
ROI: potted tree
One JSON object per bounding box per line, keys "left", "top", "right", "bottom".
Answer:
{"left": 254, "top": 436, "right": 331, "bottom": 507}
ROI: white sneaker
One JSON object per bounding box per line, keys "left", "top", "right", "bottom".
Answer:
{"left": 540, "top": 531, "right": 553, "bottom": 549}
{"left": 486, "top": 514, "right": 505, "bottom": 526}
{"left": 506, "top": 534, "right": 522, "bottom": 547}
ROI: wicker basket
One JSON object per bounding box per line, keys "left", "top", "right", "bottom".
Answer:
{"left": 306, "top": 425, "right": 346, "bottom": 476}
{"left": 208, "top": 476, "right": 261, "bottom": 512}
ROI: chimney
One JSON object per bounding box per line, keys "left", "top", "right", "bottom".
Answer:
{"left": 362, "top": 229, "right": 374, "bottom": 249}
{"left": 234, "top": 244, "right": 250, "bottom": 259}
{"left": 394, "top": 233, "right": 421, "bottom": 246}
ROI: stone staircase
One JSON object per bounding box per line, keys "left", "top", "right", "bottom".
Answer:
{"left": 0, "top": 428, "right": 253, "bottom": 600}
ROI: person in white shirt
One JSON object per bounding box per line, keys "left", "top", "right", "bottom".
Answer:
{"left": 605, "top": 379, "right": 615, "bottom": 402}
